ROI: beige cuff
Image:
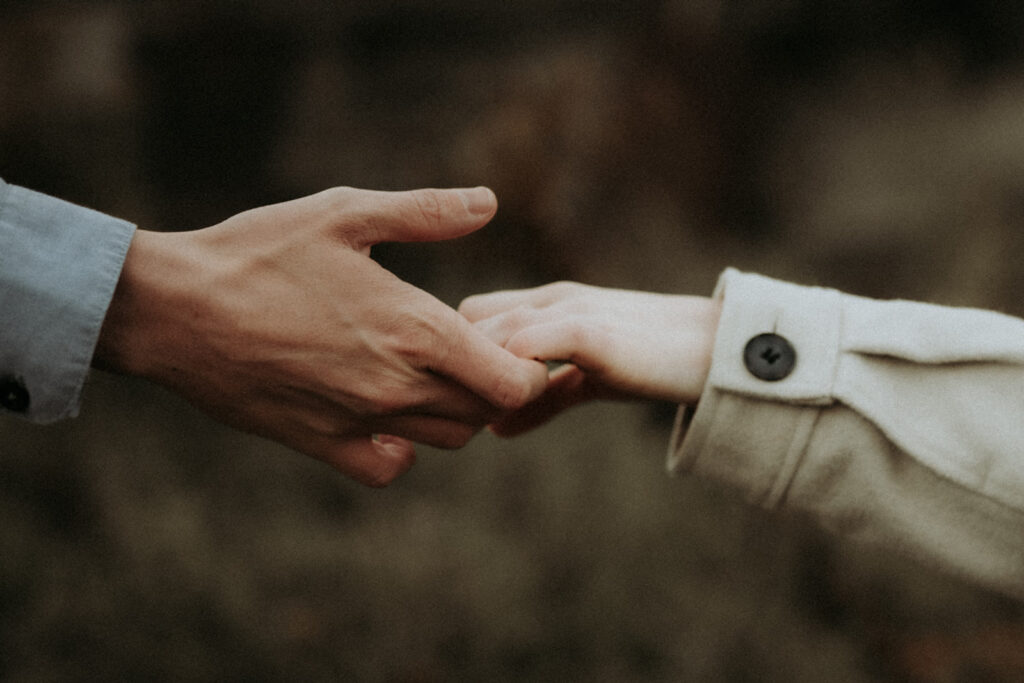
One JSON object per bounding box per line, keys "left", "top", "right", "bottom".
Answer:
{"left": 669, "top": 268, "right": 1024, "bottom": 515}
{"left": 667, "top": 269, "right": 842, "bottom": 507}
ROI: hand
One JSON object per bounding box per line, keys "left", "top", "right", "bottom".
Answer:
{"left": 93, "top": 186, "right": 548, "bottom": 486}
{"left": 459, "top": 282, "right": 721, "bottom": 436}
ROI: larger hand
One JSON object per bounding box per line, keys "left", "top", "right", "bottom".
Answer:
{"left": 94, "top": 186, "right": 547, "bottom": 486}
{"left": 459, "top": 282, "right": 721, "bottom": 436}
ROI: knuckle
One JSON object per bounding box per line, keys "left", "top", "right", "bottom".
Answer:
{"left": 505, "top": 332, "right": 536, "bottom": 359}
{"left": 411, "top": 189, "right": 448, "bottom": 228}
{"left": 545, "top": 280, "right": 580, "bottom": 297}
{"left": 495, "top": 309, "right": 533, "bottom": 347}
{"left": 457, "top": 295, "right": 482, "bottom": 318}
{"left": 504, "top": 305, "right": 532, "bottom": 328}
{"left": 307, "top": 412, "right": 348, "bottom": 439}
{"left": 319, "top": 185, "right": 356, "bottom": 210}
{"left": 361, "top": 380, "right": 410, "bottom": 417}
{"left": 394, "top": 308, "right": 450, "bottom": 364}
{"left": 537, "top": 280, "right": 585, "bottom": 307}
{"left": 489, "top": 366, "right": 532, "bottom": 411}
{"left": 564, "top": 320, "right": 601, "bottom": 356}
{"left": 336, "top": 373, "right": 411, "bottom": 419}
{"left": 314, "top": 186, "right": 373, "bottom": 243}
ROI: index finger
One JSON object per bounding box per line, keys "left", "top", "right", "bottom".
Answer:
{"left": 432, "top": 313, "right": 549, "bottom": 411}
{"left": 459, "top": 281, "right": 587, "bottom": 322}
{"left": 459, "top": 287, "right": 544, "bottom": 322}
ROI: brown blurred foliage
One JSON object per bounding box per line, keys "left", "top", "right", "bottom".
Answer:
{"left": 2, "top": 1, "right": 1023, "bottom": 680}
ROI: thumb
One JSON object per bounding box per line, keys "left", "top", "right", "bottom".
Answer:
{"left": 489, "top": 364, "right": 593, "bottom": 437}
{"left": 357, "top": 186, "right": 498, "bottom": 247}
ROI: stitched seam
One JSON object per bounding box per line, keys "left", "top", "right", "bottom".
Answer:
{"left": 766, "top": 407, "right": 822, "bottom": 508}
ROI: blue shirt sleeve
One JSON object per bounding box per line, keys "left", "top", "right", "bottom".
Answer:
{"left": 0, "top": 178, "right": 136, "bottom": 423}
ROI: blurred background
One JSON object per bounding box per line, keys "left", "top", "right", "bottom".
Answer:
{"left": 3, "top": 1, "right": 1024, "bottom": 680}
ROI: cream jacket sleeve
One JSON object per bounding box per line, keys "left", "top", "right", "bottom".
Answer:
{"left": 669, "top": 269, "right": 1024, "bottom": 599}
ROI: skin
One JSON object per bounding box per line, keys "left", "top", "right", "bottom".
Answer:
{"left": 459, "top": 281, "right": 722, "bottom": 436}
{"left": 93, "top": 186, "right": 548, "bottom": 487}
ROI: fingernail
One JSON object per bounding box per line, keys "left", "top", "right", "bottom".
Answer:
{"left": 458, "top": 187, "right": 496, "bottom": 216}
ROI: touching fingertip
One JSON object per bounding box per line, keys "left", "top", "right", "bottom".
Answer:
{"left": 517, "top": 358, "right": 550, "bottom": 405}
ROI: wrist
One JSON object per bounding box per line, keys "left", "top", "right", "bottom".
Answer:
{"left": 657, "top": 294, "right": 722, "bottom": 406}
{"left": 691, "top": 296, "right": 722, "bottom": 402}
{"left": 92, "top": 229, "right": 201, "bottom": 382}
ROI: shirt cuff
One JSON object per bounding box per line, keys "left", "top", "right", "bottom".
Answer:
{"left": 666, "top": 268, "right": 842, "bottom": 507}
{"left": 0, "top": 180, "right": 136, "bottom": 423}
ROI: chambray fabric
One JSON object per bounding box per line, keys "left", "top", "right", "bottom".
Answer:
{"left": 669, "top": 269, "right": 1024, "bottom": 599}
{"left": 0, "top": 179, "right": 135, "bottom": 422}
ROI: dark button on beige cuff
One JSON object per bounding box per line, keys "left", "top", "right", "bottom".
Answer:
{"left": 0, "top": 375, "right": 30, "bottom": 413}
{"left": 743, "top": 333, "right": 796, "bottom": 382}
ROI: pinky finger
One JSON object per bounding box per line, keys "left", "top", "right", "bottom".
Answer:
{"left": 310, "top": 435, "right": 417, "bottom": 487}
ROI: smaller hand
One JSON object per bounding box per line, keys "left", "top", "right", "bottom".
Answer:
{"left": 459, "top": 282, "right": 721, "bottom": 436}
